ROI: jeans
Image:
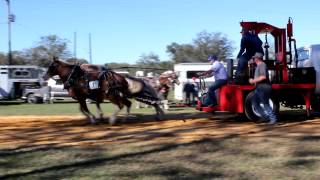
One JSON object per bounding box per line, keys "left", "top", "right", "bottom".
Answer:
{"left": 235, "top": 55, "right": 250, "bottom": 77}
{"left": 252, "top": 84, "right": 277, "bottom": 123}
{"left": 207, "top": 79, "right": 228, "bottom": 105}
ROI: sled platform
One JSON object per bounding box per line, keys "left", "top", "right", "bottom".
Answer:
{"left": 196, "top": 105, "right": 220, "bottom": 112}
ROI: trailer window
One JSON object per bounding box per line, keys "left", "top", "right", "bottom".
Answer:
{"left": 298, "top": 50, "right": 309, "bottom": 61}
{"left": 186, "top": 71, "right": 206, "bottom": 79}
{"left": 55, "top": 79, "right": 63, "bottom": 85}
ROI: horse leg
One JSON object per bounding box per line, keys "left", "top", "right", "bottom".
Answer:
{"left": 163, "top": 91, "right": 169, "bottom": 110}
{"left": 108, "top": 96, "right": 124, "bottom": 125}
{"left": 153, "top": 103, "right": 165, "bottom": 121}
{"left": 122, "top": 98, "right": 132, "bottom": 122}
{"left": 157, "top": 91, "right": 166, "bottom": 110}
{"left": 110, "top": 105, "right": 122, "bottom": 125}
{"left": 135, "top": 100, "right": 141, "bottom": 109}
{"left": 95, "top": 100, "right": 104, "bottom": 121}
{"left": 79, "top": 99, "right": 96, "bottom": 124}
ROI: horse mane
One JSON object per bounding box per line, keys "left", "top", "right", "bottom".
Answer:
{"left": 125, "top": 74, "right": 145, "bottom": 84}
{"left": 54, "top": 59, "right": 74, "bottom": 66}
{"left": 160, "top": 70, "right": 177, "bottom": 78}
{"left": 55, "top": 59, "right": 85, "bottom": 78}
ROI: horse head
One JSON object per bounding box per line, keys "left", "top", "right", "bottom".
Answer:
{"left": 43, "top": 57, "right": 84, "bottom": 85}
{"left": 43, "top": 57, "right": 61, "bottom": 81}
{"left": 170, "top": 72, "right": 180, "bottom": 85}
{"left": 160, "top": 70, "right": 180, "bottom": 86}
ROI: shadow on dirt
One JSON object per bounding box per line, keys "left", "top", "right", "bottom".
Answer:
{"left": 1, "top": 108, "right": 320, "bottom": 179}
{"left": 66, "top": 108, "right": 320, "bottom": 127}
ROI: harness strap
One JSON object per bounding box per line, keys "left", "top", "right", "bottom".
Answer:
{"left": 64, "top": 65, "right": 78, "bottom": 89}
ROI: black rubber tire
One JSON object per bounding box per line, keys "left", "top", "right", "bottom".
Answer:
{"left": 27, "top": 93, "right": 37, "bottom": 104}
{"left": 26, "top": 93, "right": 42, "bottom": 104}
{"left": 244, "top": 91, "right": 279, "bottom": 121}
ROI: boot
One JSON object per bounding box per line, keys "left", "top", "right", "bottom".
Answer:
{"left": 163, "top": 100, "right": 169, "bottom": 110}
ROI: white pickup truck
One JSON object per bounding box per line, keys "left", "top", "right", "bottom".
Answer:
{"left": 22, "top": 76, "right": 71, "bottom": 103}
{"left": 296, "top": 44, "right": 320, "bottom": 94}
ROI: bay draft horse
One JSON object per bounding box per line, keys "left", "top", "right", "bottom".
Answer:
{"left": 154, "top": 71, "right": 180, "bottom": 109}
{"left": 43, "top": 58, "right": 164, "bottom": 125}
{"left": 139, "top": 71, "right": 180, "bottom": 110}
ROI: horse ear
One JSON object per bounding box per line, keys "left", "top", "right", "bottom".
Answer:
{"left": 53, "top": 56, "right": 59, "bottom": 62}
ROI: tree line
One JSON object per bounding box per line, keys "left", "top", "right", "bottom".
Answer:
{"left": 0, "top": 31, "right": 235, "bottom": 75}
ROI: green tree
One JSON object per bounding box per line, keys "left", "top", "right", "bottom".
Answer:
{"left": 66, "top": 58, "right": 88, "bottom": 64}
{"left": 0, "top": 53, "right": 7, "bottom": 65}
{"left": 0, "top": 51, "right": 30, "bottom": 65}
{"left": 23, "top": 35, "right": 72, "bottom": 67}
{"left": 106, "top": 62, "right": 133, "bottom": 74}
{"left": 11, "top": 51, "right": 29, "bottom": 65}
{"left": 136, "top": 52, "right": 170, "bottom": 75}
{"left": 167, "top": 31, "right": 235, "bottom": 63}
{"left": 103, "top": 53, "right": 174, "bottom": 76}
{"left": 137, "top": 52, "right": 160, "bottom": 64}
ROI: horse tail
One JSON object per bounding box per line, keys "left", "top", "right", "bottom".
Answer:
{"left": 134, "top": 83, "right": 161, "bottom": 105}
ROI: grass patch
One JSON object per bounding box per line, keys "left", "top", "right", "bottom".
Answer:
{"left": 0, "top": 101, "right": 196, "bottom": 116}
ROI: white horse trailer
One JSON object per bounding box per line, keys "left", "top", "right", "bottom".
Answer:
{"left": 174, "top": 63, "right": 216, "bottom": 101}
{"left": 0, "top": 65, "right": 42, "bottom": 100}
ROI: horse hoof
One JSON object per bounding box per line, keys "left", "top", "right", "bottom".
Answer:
{"left": 155, "top": 116, "right": 163, "bottom": 121}
{"left": 89, "top": 116, "right": 97, "bottom": 125}
{"left": 109, "top": 117, "right": 117, "bottom": 125}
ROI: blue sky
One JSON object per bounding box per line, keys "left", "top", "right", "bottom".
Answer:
{"left": 0, "top": 0, "right": 319, "bottom": 65}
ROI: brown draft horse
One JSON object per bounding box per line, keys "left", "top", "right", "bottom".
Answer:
{"left": 137, "top": 71, "right": 180, "bottom": 110}
{"left": 43, "top": 58, "right": 164, "bottom": 125}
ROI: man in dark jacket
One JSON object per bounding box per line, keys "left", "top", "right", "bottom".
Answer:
{"left": 183, "top": 81, "right": 195, "bottom": 105}
{"left": 235, "top": 28, "right": 264, "bottom": 84}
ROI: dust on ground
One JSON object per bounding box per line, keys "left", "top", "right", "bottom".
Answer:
{"left": 1, "top": 111, "right": 320, "bottom": 150}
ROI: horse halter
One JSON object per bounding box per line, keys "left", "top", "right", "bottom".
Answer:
{"left": 167, "top": 73, "right": 179, "bottom": 84}
{"left": 47, "top": 61, "right": 59, "bottom": 76}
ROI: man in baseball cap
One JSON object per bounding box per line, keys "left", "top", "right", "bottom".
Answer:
{"left": 208, "top": 55, "right": 218, "bottom": 61}
{"left": 252, "top": 52, "right": 264, "bottom": 59}
{"left": 249, "top": 52, "right": 277, "bottom": 124}
{"left": 199, "top": 55, "right": 227, "bottom": 107}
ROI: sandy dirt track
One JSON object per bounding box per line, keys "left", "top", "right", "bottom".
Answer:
{"left": 1, "top": 112, "right": 320, "bottom": 150}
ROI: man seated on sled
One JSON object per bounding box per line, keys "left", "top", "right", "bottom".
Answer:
{"left": 199, "top": 55, "right": 228, "bottom": 107}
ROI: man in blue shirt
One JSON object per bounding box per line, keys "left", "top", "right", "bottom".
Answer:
{"left": 235, "top": 28, "right": 264, "bottom": 84}
{"left": 200, "top": 55, "right": 228, "bottom": 107}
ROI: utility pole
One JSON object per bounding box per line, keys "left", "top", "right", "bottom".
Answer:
{"left": 73, "top": 32, "right": 77, "bottom": 58}
{"left": 5, "top": 0, "right": 14, "bottom": 65}
{"left": 89, "top": 33, "right": 92, "bottom": 64}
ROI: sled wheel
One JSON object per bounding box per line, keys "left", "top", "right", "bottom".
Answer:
{"left": 244, "top": 92, "right": 279, "bottom": 121}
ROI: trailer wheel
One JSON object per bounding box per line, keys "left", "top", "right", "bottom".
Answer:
{"left": 27, "top": 93, "right": 40, "bottom": 104}
{"left": 244, "top": 92, "right": 279, "bottom": 121}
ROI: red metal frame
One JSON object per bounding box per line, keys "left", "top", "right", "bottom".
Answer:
{"left": 196, "top": 84, "right": 315, "bottom": 113}
{"left": 197, "top": 20, "right": 316, "bottom": 117}
{"left": 240, "top": 21, "right": 289, "bottom": 83}
{"left": 197, "top": 85, "right": 254, "bottom": 113}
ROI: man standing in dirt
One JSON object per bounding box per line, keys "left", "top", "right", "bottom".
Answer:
{"left": 249, "top": 52, "right": 277, "bottom": 124}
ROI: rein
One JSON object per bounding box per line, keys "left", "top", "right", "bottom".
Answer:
{"left": 64, "top": 65, "right": 79, "bottom": 89}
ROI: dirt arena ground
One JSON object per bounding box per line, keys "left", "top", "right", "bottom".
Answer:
{"left": 1, "top": 111, "right": 320, "bottom": 150}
